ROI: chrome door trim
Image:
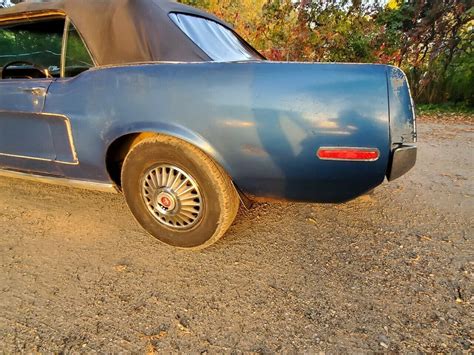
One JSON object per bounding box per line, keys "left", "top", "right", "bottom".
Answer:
{"left": 0, "top": 168, "right": 118, "bottom": 193}
{"left": 0, "top": 110, "right": 79, "bottom": 165}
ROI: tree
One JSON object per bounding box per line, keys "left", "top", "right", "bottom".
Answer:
{"left": 378, "top": 0, "right": 473, "bottom": 103}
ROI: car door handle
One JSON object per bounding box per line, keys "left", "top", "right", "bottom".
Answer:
{"left": 20, "top": 87, "right": 46, "bottom": 96}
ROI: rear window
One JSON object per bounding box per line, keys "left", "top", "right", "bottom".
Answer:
{"left": 169, "top": 13, "right": 262, "bottom": 62}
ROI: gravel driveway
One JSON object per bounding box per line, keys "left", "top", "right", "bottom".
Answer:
{"left": 0, "top": 119, "right": 472, "bottom": 352}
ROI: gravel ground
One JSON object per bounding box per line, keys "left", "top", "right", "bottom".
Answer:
{"left": 0, "top": 119, "right": 472, "bottom": 352}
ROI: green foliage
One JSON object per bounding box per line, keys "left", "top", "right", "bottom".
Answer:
{"left": 65, "top": 24, "right": 94, "bottom": 67}
{"left": 0, "top": 23, "right": 62, "bottom": 69}
{"left": 446, "top": 49, "right": 474, "bottom": 105}
{"left": 416, "top": 103, "right": 474, "bottom": 115}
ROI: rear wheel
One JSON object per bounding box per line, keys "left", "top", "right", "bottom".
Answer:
{"left": 121, "top": 135, "right": 239, "bottom": 249}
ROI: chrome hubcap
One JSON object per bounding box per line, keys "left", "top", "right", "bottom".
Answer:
{"left": 141, "top": 164, "right": 203, "bottom": 230}
{"left": 156, "top": 191, "right": 177, "bottom": 213}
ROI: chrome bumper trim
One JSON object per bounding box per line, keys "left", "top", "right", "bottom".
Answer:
{"left": 387, "top": 145, "right": 417, "bottom": 181}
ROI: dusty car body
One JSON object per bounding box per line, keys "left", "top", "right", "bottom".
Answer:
{"left": 0, "top": 0, "right": 416, "bottom": 249}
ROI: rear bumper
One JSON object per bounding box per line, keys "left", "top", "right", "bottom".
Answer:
{"left": 387, "top": 145, "right": 417, "bottom": 181}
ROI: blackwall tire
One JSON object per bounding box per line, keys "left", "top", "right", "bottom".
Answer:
{"left": 121, "top": 135, "right": 240, "bottom": 250}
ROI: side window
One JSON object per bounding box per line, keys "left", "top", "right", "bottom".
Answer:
{"left": 64, "top": 21, "right": 93, "bottom": 77}
{"left": 0, "top": 18, "right": 64, "bottom": 77}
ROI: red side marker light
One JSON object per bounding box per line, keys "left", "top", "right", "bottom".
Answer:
{"left": 317, "top": 147, "right": 380, "bottom": 161}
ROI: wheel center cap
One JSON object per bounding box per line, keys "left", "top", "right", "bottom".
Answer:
{"left": 161, "top": 196, "right": 171, "bottom": 208}
{"left": 156, "top": 192, "right": 176, "bottom": 211}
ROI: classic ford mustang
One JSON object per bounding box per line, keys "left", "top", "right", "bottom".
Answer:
{"left": 0, "top": 0, "right": 416, "bottom": 249}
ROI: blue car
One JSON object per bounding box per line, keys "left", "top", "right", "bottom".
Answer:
{"left": 0, "top": 0, "right": 416, "bottom": 249}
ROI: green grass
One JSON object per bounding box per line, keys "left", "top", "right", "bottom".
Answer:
{"left": 415, "top": 103, "right": 474, "bottom": 115}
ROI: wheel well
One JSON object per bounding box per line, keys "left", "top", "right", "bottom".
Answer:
{"left": 106, "top": 132, "right": 248, "bottom": 208}
{"left": 105, "top": 132, "right": 156, "bottom": 188}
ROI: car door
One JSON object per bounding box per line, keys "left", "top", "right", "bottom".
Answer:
{"left": 0, "top": 16, "right": 75, "bottom": 175}
{"left": 0, "top": 78, "right": 56, "bottom": 165}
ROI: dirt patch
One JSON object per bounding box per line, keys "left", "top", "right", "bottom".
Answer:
{"left": 0, "top": 121, "right": 472, "bottom": 352}
{"left": 418, "top": 113, "right": 474, "bottom": 125}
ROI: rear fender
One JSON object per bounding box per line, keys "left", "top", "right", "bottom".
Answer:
{"left": 104, "top": 121, "right": 229, "bottom": 173}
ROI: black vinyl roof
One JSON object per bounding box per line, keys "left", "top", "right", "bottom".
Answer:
{"left": 0, "top": 0, "right": 235, "bottom": 65}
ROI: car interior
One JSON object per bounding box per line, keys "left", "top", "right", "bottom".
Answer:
{"left": 0, "top": 17, "right": 93, "bottom": 80}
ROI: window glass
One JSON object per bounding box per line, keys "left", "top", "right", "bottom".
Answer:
{"left": 64, "top": 22, "right": 93, "bottom": 77}
{"left": 0, "top": 18, "right": 64, "bottom": 75}
{"left": 169, "top": 13, "right": 262, "bottom": 62}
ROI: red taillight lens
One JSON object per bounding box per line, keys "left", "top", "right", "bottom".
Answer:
{"left": 317, "top": 147, "right": 379, "bottom": 161}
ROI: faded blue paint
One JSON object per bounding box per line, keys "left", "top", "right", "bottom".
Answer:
{"left": 0, "top": 61, "right": 416, "bottom": 202}
{"left": 0, "top": 79, "right": 59, "bottom": 170}
{"left": 387, "top": 65, "right": 417, "bottom": 145}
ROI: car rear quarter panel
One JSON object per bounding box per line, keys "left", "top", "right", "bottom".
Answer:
{"left": 45, "top": 62, "right": 391, "bottom": 202}
{"left": 387, "top": 65, "right": 417, "bottom": 146}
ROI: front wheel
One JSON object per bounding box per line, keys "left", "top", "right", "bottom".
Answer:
{"left": 121, "top": 135, "right": 240, "bottom": 249}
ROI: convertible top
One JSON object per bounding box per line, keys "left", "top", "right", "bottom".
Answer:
{"left": 0, "top": 0, "right": 236, "bottom": 65}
